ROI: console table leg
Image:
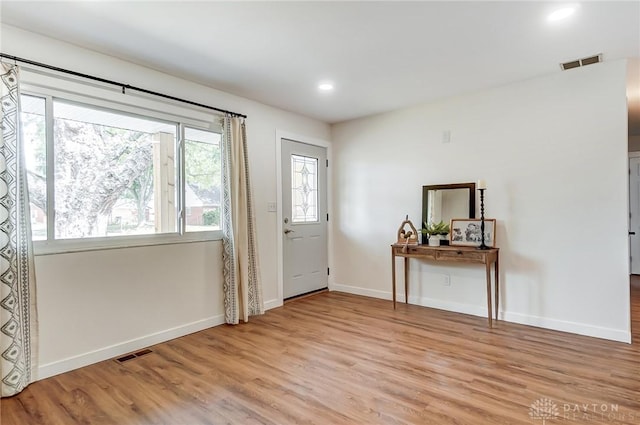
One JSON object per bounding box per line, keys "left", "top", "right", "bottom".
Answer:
{"left": 495, "top": 257, "right": 500, "bottom": 321}
{"left": 391, "top": 248, "right": 396, "bottom": 309}
{"left": 404, "top": 257, "right": 409, "bottom": 304}
{"left": 486, "top": 264, "right": 493, "bottom": 328}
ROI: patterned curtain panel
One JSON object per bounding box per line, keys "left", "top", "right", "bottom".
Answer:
{"left": 221, "top": 116, "right": 264, "bottom": 324}
{"left": 0, "top": 64, "right": 38, "bottom": 397}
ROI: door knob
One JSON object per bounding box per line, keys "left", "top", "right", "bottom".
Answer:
{"left": 284, "top": 229, "right": 295, "bottom": 234}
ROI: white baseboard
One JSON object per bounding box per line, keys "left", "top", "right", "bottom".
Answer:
{"left": 38, "top": 299, "right": 285, "bottom": 381}
{"left": 37, "top": 286, "right": 630, "bottom": 381}
{"left": 37, "top": 314, "right": 225, "bottom": 380}
{"left": 408, "top": 295, "right": 488, "bottom": 318}
{"left": 331, "top": 283, "right": 631, "bottom": 343}
{"left": 331, "top": 283, "right": 392, "bottom": 300}
{"left": 501, "top": 311, "right": 631, "bottom": 344}
{"left": 330, "top": 283, "right": 486, "bottom": 317}
{"left": 264, "top": 298, "right": 282, "bottom": 310}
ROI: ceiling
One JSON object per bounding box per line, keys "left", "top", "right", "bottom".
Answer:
{"left": 1, "top": 1, "right": 639, "bottom": 126}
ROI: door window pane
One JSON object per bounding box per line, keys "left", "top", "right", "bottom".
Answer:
{"left": 184, "top": 127, "right": 221, "bottom": 232}
{"left": 291, "top": 154, "right": 318, "bottom": 223}
{"left": 52, "top": 99, "right": 177, "bottom": 239}
{"left": 21, "top": 95, "right": 47, "bottom": 240}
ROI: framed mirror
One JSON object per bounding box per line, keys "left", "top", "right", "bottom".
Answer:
{"left": 422, "top": 183, "right": 476, "bottom": 236}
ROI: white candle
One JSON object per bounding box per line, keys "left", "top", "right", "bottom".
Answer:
{"left": 477, "top": 179, "right": 487, "bottom": 190}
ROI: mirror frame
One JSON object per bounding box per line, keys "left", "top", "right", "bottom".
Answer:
{"left": 421, "top": 183, "right": 477, "bottom": 232}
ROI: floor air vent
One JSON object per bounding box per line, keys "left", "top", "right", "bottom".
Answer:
{"left": 560, "top": 54, "right": 602, "bottom": 70}
{"left": 116, "top": 349, "right": 153, "bottom": 363}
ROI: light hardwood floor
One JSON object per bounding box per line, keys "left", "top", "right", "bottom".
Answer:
{"left": 2, "top": 283, "right": 639, "bottom": 425}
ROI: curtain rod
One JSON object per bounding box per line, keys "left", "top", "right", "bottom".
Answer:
{"left": 0, "top": 53, "right": 247, "bottom": 119}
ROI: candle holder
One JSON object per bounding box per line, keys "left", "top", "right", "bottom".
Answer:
{"left": 477, "top": 188, "right": 489, "bottom": 250}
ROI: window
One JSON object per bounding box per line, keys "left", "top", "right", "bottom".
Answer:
{"left": 20, "top": 87, "right": 222, "bottom": 252}
{"left": 184, "top": 127, "right": 221, "bottom": 232}
{"left": 52, "top": 99, "right": 178, "bottom": 239}
{"left": 21, "top": 95, "right": 47, "bottom": 241}
{"left": 291, "top": 154, "right": 318, "bottom": 223}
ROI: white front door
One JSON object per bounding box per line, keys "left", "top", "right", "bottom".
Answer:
{"left": 281, "top": 139, "right": 328, "bottom": 298}
{"left": 630, "top": 157, "right": 640, "bottom": 274}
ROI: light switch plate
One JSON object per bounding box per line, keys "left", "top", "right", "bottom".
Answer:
{"left": 267, "top": 202, "right": 277, "bottom": 212}
{"left": 442, "top": 130, "right": 451, "bottom": 144}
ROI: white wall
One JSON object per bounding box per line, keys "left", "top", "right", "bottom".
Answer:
{"left": 1, "top": 25, "right": 331, "bottom": 378}
{"left": 330, "top": 60, "right": 630, "bottom": 342}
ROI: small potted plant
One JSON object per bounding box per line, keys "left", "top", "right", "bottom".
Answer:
{"left": 422, "top": 221, "right": 450, "bottom": 246}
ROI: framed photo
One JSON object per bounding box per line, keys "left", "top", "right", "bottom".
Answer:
{"left": 449, "top": 219, "right": 496, "bottom": 247}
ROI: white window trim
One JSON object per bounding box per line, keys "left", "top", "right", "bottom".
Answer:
{"left": 20, "top": 68, "right": 219, "bottom": 131}
{"left": 21, "top": 69, "right": 225, "bottom": 255}
{"left": 34, "top": 230, "right": 222, "bottom": 256}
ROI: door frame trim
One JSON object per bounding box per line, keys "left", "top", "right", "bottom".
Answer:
{"left": 275, "top": 130, "right": 332, "bottom": 306}
{"left": 630, "top": 152, "right": 640, "bottom": 275}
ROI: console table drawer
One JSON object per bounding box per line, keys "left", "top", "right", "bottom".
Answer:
{"left": 436, "top": 249, "right": 486, "bottom": 262}
{"left": 393, "top": 245, "right": 437, "bottom": 259}
{"left": 405, "top": 246, "right": 426, "bottom": 255}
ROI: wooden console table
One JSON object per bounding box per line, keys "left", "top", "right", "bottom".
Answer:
{"left": 391, "top": 244, "right": 500, "bottom": 327}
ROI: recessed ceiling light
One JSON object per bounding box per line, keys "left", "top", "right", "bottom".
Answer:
{"left": 318, "top": 82, "right": 334, "bottom": 92}
{"left": 547, "top": 6, "right": 576, "bottom": 22}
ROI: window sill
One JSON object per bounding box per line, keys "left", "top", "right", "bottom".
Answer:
{"left": 33, "top": 231, "right": 223, "bottom": 256}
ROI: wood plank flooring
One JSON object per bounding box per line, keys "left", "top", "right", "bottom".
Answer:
{"left": 2, "top": 282, "right": 639, "bottom": 425}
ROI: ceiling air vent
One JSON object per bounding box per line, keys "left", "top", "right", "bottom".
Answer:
{"left": 560, "top": 54, "right": 602, "bottom": 71}
{"left": 561, "top": 60, "right": 581, "bottom": 70}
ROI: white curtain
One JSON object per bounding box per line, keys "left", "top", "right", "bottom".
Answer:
{"left": 0, "top": 64, "right": 38, "bottom": 397}
{"left": 221, "top": 116, "right": 264, "bottom": 324}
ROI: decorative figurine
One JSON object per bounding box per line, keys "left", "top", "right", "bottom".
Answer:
{"left": 397, "top": 215, "right": 418, "bottom": 253}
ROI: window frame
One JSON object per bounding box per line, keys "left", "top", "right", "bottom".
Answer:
{"left": 290, "top": 153, "right": 320, "bottom": 224}
{"left": 20, "top": 73, "right": 224, "bottom": 255}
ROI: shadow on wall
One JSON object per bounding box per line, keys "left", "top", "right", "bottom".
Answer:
{"left": 500, "top": 182, "right": 546, "bottom": 318}
{"left": 497, "top": 221, "right": 545, "bottom": 319}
